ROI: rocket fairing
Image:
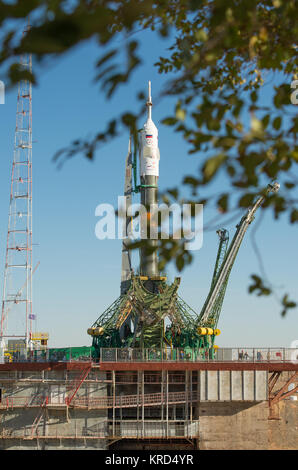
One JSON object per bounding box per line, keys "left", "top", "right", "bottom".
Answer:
{"left": 139, "top": 81, "right": 160, "bottom": 178}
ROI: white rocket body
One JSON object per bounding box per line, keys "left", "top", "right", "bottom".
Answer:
{"left": 139, "top": 83, "right": 160, "bottom": 177}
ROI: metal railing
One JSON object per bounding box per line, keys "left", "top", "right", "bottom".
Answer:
{"left": 100, "top": 347, "right": 298, "bottom": 363}
{"left": 0, "top": 346, "right": 297, "bottom": 364}
{"left": 73, "top": 390, "right": 197, "bottom": 409}
{"left": 0, "top": 390, "right": 197, "bottom": 410}
{"left": 113, "top": 372, "right": 187, "bottom": 383}
{"left": 0, "top": 396, "right": 48, "bottom": 409}
{"left": 0, "top": 420, "right": 198, "bottom": 440}
{"left": 109, "top": 420, "right": 199, "bottom": 439}
{"left": 0, "top": 348, "right": 93, "bottom": 364}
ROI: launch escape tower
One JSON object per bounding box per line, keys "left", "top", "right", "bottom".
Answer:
{"left": 88, "top": 83, "right": 280, "bottom": 359}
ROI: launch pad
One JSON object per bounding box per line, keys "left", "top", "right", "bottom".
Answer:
{"left": 87, "top": 82, "right": 280, "bottom": 361}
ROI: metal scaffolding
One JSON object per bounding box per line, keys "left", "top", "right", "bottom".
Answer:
{"left": 0, "top": 361, "right": 297, "bottom": 445}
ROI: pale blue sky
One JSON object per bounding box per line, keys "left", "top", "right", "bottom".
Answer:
{"left": 0, "top": 27, "right": 297, "bottom": 348}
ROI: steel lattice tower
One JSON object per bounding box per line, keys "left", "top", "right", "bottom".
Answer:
{"left": 0, "top": 25, "right": 33, "bottom": 350}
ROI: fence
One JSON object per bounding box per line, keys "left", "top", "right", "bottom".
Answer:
{"left": 73, "top": 390, "right": 197, "bottom": 409}
{"left": 0, "top": 346, "right": 297, "bottom": 364}
{"left": 0, "top": 347, "right": 93, "bottom": 364}
{"left": 100, "top": 347, "right": 298, "bottom": 363}
{"left": 0, "top": 396, "right": 48, "bottom": 409}
{"left": 109, "top": 420, "right": 199, "bottom": 438}
{"left": 0, "top": 420, "right": 198, "bottom": 440}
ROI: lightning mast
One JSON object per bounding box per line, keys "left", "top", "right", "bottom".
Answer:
{"left": 0, "top": 23, "right": 33, "bottom": 350}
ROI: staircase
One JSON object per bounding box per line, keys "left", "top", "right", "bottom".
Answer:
{"left": 65, "top": 363, "right": 92, "bottom": 406}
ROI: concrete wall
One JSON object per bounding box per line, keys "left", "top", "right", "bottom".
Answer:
{"left": 197, "top": 400, "right": 298, "bottom": 450}
{"left": 0, "top": 408, "right": 108, "bottom": 450}
{"left": 198, "top": 401, "right": 269, "bottom": 449}
{"left": 268, "top": 401, "right": 298, "bottom": 450}
{"left": 199, "top": 370, "right": 267, "bottom": 401}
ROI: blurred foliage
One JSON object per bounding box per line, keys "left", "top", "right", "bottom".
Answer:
{"left": 0, "top": 0, "right": 297, "bottom": 316}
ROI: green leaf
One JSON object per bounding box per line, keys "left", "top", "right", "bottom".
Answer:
{"left": 162, "top": 117, "right": 178, "bottom": 126}
{"left": 176, "top": 255, "right": 184, "bottom": 272}
{"left": 203, "top": 153, "right": 226, "bottom": 181}
{"left": 248, "top": 275, "right": 271, "bottom": 296}
{"left": 261, "top": 114, "right": 270, "bottom": 129}
{"left": 273, "top": 116, "right": 282, "bottom": 130}
{"left": 250, "top": 90, "right": 258, "bottom": 103}
{"left": 183, "top": 176, "right": 199, "bottom": 188}
{"left": 281, "top": 294, "right": 297, "bottom": 316}
{"left": 217, "top": 194, "right": 229, "bottom": 213}
{"left": 239, "top": 193, "right": 255, "bottom": 208}
{"left": 290, "top": 209, "right": 298, "bottom": 223}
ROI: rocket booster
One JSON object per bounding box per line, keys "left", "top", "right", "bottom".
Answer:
{"left": 121, "top": 136, "right": 133, "bottom": 295}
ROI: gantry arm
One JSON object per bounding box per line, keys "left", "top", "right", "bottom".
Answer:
{"left": 198, "top": 182, "right": 280, "bottom": 326}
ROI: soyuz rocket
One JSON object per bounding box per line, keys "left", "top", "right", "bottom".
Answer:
{"left": 121, "top": 82, "right": 160, "bottom": 294}
{"left": 139, "top": 81, "right": 160, "bottom": 280}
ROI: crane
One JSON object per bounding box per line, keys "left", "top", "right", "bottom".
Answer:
{"left": 199, "top": 228, "right": 230, "bottom": 329}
